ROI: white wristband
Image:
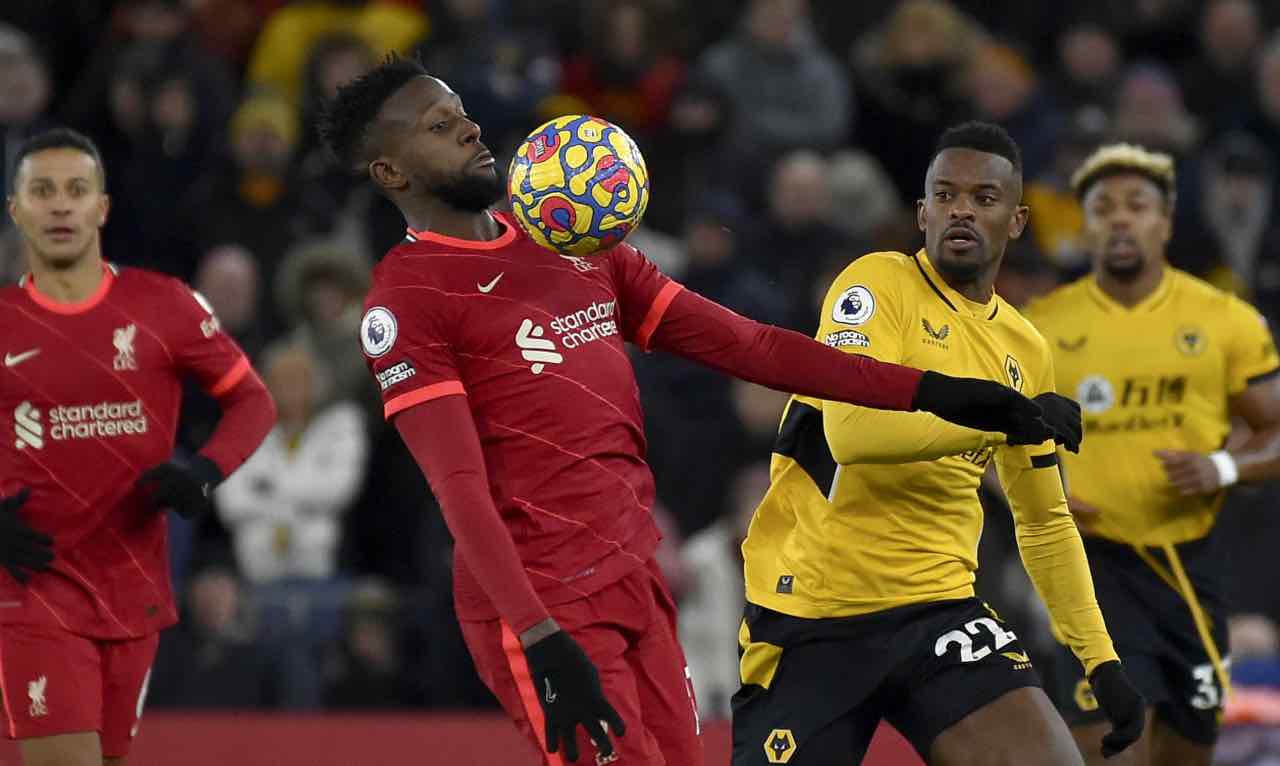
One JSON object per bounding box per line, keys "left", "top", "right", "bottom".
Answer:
{"left": 1208, "top": 450, "right": 1239, "bottom": 488}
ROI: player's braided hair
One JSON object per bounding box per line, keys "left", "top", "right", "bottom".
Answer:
{"left": 1070, "top": 143, "right": 1176, "bottom": 206}
{"left": 318, "top": 52, "right": 429, "bottom": 176}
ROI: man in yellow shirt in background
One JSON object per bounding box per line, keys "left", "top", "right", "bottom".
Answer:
{"left": 1027, "top": 144, "right": 1280, "bottom": 766}
{"left": 733, "top": 122, "right": 1144, "bottom": 766}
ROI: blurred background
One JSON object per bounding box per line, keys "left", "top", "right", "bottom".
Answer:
{"left": 3, "top": 0, "right": 1280, "bottom": 763}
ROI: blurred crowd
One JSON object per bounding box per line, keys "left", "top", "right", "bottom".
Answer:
{"left": 5, "top": 0, "right": 1280, "bottom": 746}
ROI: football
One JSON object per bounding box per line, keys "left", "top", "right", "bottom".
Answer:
{"left": 507, "top": 114, "right": 649, "bottom": 256}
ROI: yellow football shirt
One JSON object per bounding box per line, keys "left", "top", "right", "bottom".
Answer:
{"left": 742, "top": 249, "right": 1117, "bottom": 672}
{"left": 743, "top": 250, "right": 1042, "bottom": 611}
{"left": 1025, "top": 269, "right": 1279, "bottom": 546}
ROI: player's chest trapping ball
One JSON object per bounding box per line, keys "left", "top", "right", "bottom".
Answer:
{"left": 507, "top": 114, "right": 649, "bottom": 257}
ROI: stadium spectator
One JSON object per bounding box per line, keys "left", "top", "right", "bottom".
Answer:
{"left": 1051, "top": 21, "right": 1123, "bottom": 114}
{"left": 826, "top": 149, "right": 908, "bottom": 246}
{"left": 1190, "top": 132, "right": 1280, "bottom": 322}
{"left": 0, "top": 24, "right": 53, "bottom": 209}
{"left": 1182, "top": 0, "right": 1265, "bottom": 133}
{"left": 323, "top": 579, "right": 417, "bottom": 709}
{"left": 245, "top": 0, "right": 426, "bottom": 105}
{"left": 60, "top": 0, "right": 236, "bottom": 155}
{"left": 216, "top": 344, "right": 368, "bottom": 584}
{"left": 744, "top": 150, "right": 845, "bottom": 331}
{"left": 694, "top": 0, "right": 850, "bottom": 175}
{"left": 149, "top": 566, "right": 276, "bottom": 708}
{"left": 850, "top": 0, "right": 980, "bottom": 202}
{"left": 1022, "top": 107, "right": 1108, "bottom": 275}
{"left": 966, "top": 42, "right": 1061, "bottom": 179}
{"left": 555, "top": 2, "right": 686, "bottom": 140}
{"left": 1241, "top": 31, "right": 1280, "bottom": 170}
{"left": 180, "top": 92, "right": 336, "bottom": 334}
{"left": 274, "top": 240, "right": 378, "bottom": 417}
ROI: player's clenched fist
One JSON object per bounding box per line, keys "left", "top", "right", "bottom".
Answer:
{"left": 0, "top": 488, "right": 52, "bottom": 583}
{"left": 1089, "top": 660, "right": 1146, "bottom": 758}
{"left": 912, "top": 371, "right": 1083, "bottom": 450}
{"left": 1154, "top": 449, "right": 1224, "bottom": 496}
{"left": 524, "top": 630, "right": 626, "bottom": 762}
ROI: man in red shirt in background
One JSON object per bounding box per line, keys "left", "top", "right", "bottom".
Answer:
{"left": 0, "top": 128, "right": 276, "bottom": 766}
{"left": 321, "top": 56, "right": 1081, "bottom": 766}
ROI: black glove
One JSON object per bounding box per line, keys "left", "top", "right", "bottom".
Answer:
{"left": 523, "top": 630, "right": 625, "bottom": 762}
{"left": 136, "top": 455, "right": 223, "bottom": 519}
{"left": 0, "top": 488, "right": 53, "bottom": 583}
{"left": 913, "top": 371, "right": 1053, "bottom": 445}
{"left": 1034, "top": 392, "right": 1083, "bottom": 453}
{"left": 1089, "top": 660, "right": 1146, "bottom": 758}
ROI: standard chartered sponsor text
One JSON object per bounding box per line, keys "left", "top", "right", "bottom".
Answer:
{"left": 549, "top": 300, "right": 618, "bottom": 349}
{"left": 50, "top": 400, "right": 147, "bottom": 440}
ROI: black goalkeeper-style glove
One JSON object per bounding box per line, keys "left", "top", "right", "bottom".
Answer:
{"left": 136, "top": 455, "right": 223, "bottom": 519}
{"left": 524, "top": 630, "right": 626, "bottom": 762}
{"left": 1034, "top": 392, "right": 1082, "bottom": 453}
{"left": 913, "top": 371, "right": 1054, "bottom": 445}
{"left": 0, "top": 488, "right": 53, "bottom": 583}
{"left": 1089, "top": 660, "right": 1146, "bottom": 758}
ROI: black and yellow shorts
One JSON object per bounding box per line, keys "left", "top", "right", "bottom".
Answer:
{"left": 1046, "top": 530, "right": 1229, "bottom": 746}
{"left": 731, "top": 597, "right": 1041, "bottom": 765}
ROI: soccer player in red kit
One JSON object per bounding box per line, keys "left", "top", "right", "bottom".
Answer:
{"left": 320, "top": 57, "right": 1081, "bottom": 766}
{"left": 0, "top": 129, "right": 275, "bottom": 766}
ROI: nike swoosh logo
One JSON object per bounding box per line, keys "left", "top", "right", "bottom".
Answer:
{"left": 477, "top": 273, "right": 504, "bottom": 293}
{"left": 4, "top": 348, "right": 40, "bottom": 367}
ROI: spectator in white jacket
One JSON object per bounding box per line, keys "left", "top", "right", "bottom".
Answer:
{"left": 216, "top": 343, "right": 368, "bottom": 583}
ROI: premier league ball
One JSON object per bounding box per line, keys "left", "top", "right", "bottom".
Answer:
{"left": 507, "top": 115, "right": 649, "bottom": 256}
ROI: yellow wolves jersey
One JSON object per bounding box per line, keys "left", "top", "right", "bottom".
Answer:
{"left": 1025, "top": 269, "right": 1279, "bottom": 545}
{"left": 744, "top": 251, "right": 1056, "bottom": 617}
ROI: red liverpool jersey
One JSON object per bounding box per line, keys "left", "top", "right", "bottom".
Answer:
{"left": 0, "top": 264, "right": 251, "bottom": 638}
{"left": 363, "top": 213, "right": 682, "bottom": 621}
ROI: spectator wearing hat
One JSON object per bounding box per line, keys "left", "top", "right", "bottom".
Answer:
{"left": 275, "top": 240, "right": 378, "bottom": 420}
{"left": 1183, "top": 132, "right": 1280, "bottom": 325}
{"left": 180, "top": 92, "right": 337, "bottom": 335}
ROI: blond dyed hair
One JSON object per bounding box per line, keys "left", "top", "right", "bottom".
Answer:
{"left": 1070, "top": 143, "right": 1177, "bottom": 206}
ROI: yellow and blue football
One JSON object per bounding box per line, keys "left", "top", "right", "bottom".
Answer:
{"left": 507, "top": 115, "right": 649, "bottom": 256}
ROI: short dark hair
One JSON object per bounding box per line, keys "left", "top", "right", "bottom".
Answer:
{"left": 931, "top": 121, "right": 1023, "bottom": 174}
{"left": 318, "top": 53, "right": 429, "bottom": 175}
{"left": 9, "top": 128, "right": 107, "bottom": 193}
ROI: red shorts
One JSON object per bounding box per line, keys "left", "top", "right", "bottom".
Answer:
{"left": 462, "top": 559, "right": 703, "bottom": 766}
{"left": 0, "top": 624, "right": 158, "bottom": 758}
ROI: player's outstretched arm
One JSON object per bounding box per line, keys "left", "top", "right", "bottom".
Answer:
{"left": 137, "top": 367, "right": 276, "bottom": 519}
{"left": 394, "top": 398, "right": 624, "bottom": 761}
{"left": 647, "top": 289, "right": 1059, "bottom": 444}
{"left": 996, "top": 445, "right": 1146, "bottom": 757}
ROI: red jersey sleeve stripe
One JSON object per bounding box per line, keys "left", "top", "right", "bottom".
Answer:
{"left": 500, "top": 621, "right": 567, "bottom": 766}
{"left": 209, "top": 356, "right": 251, "bottom": 397}
{"left": 385, "top": 380, "right": 466, "bottom": 418}
{"left": 635, "top": 281, "right": 684, "bottom": 351}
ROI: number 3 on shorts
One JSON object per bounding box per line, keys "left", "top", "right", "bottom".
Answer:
{"left": 1189, "top": 661, "right": 1229, "bottom": 711}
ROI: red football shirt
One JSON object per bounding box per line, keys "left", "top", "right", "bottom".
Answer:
{"left": 0, "top": 264, "right": 251, "bottom": 639}
{"left": 363, "top": 213, "right": 683, "bottom": 621}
